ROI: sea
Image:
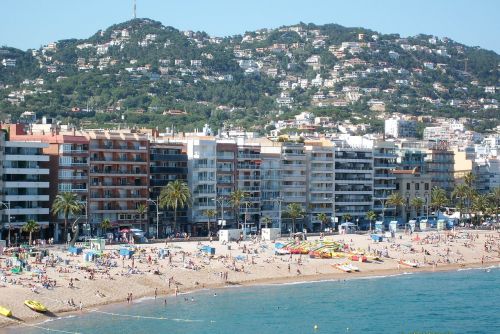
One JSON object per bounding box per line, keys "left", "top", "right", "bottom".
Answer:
{"left": 4, "top": 266, "right": 499, "bottom": 334}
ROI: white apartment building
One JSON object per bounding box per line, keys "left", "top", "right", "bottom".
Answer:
{"left": 384, "top": 118, "right": 417, "bottom": 139}
{"left": 1, "top": 141, "right": 50, "bottom": 233}
{"left": 185, "top": 138, "right": 217, "bottom": 225}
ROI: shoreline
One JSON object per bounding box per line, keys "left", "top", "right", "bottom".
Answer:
{"left": 2, "top": 260, "right": 499, "bottom": 331}
{"left": 1, "top": 230, "right": 499, "bottom": 331}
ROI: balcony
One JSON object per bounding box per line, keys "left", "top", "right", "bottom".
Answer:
{"left": 150, "top": 166, "right": 187, "bottom": 174}
{"left": 237, "top": 164, "right": 260, "bottom": 170}
{"left": 237, "top": 153, "right": 260, "bottom": 159}
{"left": 9, "top": 207, "right": 50, "bottom": 215}
{"left": 4, "top": 154, "right": 49, "bottom": 162}
{"left": 374, "top": 173, "right": 396, "bottom": 179}
{"left": 150, "top": 154, "right": 187, "bottom": 161}
{"left": 373, "top": 153, "right": 397, "bottom": 158}
{"left": 4, "top": 167, "right": 50, "bottom": 175}
{"left": 4, "top": 181, "right": 49, "bottom": 188}
{"left": 5, "top": 194, "right": 50, "bottom": 202}
{"left": 374, "top": 164, "right": 397, "bottom": 169}
{"left": 90, "top": 169, "right": 148, "bottom": 176}
{"left": 59, "top": 175, "right": 88, "bottom": 180}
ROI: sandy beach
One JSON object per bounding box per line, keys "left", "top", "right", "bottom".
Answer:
{"left": 1, "top": 229, "right": 499, "bottom": 330}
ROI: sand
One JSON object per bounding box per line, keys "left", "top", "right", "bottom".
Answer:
{"left": 0, "top": 229, "right": 499, "bottom": 330}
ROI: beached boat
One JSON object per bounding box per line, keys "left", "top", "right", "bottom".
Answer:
{"left": 345, "top": 263, "right": 360, "bottom": 272}
{"left": 399, "top": 259, "right": 419, "bottom": 268}
{"left": 350, "top": 255, "right": 367, "bottom": 262}
{"left": 333, "top": 264, "right": 352, "bottom": 273}
{"left": 275, "top": 248, "right": 291, "bottom": 255}
{"left": 0, "top": 306, "right": 12, "bottom": 317}
{"left": 24, "top": 300, "right": 47, "bottom": 313}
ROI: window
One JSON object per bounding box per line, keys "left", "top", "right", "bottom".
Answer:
{"left": 59, "top": 156, "right": 71, "bottom": 166}
{"left": 424, "top": 183, "right": 429, "bottom": 191}
{"left": 406, "top": 183, "right": 410, "bottom": 190}
{"left": 415, "top": 183, "right": 420, "bottom": 190}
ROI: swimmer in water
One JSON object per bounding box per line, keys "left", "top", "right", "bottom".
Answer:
{"left": 214, "top": 293, "right": 217, "bottom": 297}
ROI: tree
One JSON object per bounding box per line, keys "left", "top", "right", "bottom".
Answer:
{"left": 489, "top": 187, "right": 500, "bottom": 225}
{"left": 342, "top": 213, "right": 352, "bottom": 223}
{"left": 22, "top": 220, "right": 39, "bottom": 245}
{"left": 472, "top": 194, "right": 489, "bottom": 225}
{"left": 228, "top": 189, "right": 246, "bottom": 228}
{"left": 261, "top": 216, "right": 272, "bottom": 229}
{"left": 410, "top": 197, "right": 425, "bottom": 218}
{"left": 51, "top": 192, "right": 83, "bottom": 243}
{"left": 285, "top": 203, "right": 304, "bottom": 234}
{"left": 387, "top": 192, "right": 405, "bottom": 220}
{"left": 316, "top": 213, "right": 329, "bottom": 232}
{"left": 430, "top": 187, "right": 448, "bottom": 216}
{"left": 365, "top": 210, "right": 377, "bottom": 232}
{"left": 464, "top": 172, "right": 476, "bottom": 187}
{"left": 204, "top": 209, "right": 217, "bottom": 237}
{"left": 159, "top": 180, "right": 191, "bottom": 234}
{"left": 100, "top": 218, "right": 112, "bottom": 233}
{"left": 452, "top": 184, "right": 469, "bottom": 224}
{"left": 136, "top": 203, "right": 148, "bottom": 232}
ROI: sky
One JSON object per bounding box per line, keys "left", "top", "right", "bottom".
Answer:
{"left": 1, "top": 0, "right": 499, "bottom": 53}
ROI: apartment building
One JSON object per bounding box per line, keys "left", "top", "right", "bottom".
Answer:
{"left": 88, "top": 131, "right": 150, "bottom": 230}
{"left": 216, "top": 140, "right": 237, "bottom": 225}
{"left": 306, "top": 141, "right": 334, "bottom": 230}
{"left": 236, "top": 140, "right": 261, "bottom": 229}
{"left": 393, "top": 169, "right": 432, "bottom": 222}
{"left": 149, "top": 141, "right": 188, "bottom": 236}
{"left": 372, "top": 141, "right": 398, "bottom": 219}
{"left": 259, "top": 141, "right": 282, "bottom": 228}
{"left": 280, "top": 142, "right": 307, "bottom": 232}
{"left": 426, "top": 144, "right": 455, "bottom": 193}
{"left": 1, "top": 140, "right": 50, "bottom": 238}
{"left": 185, "top": 138, "right": 217, "bottom": 233}
{"left": 334, "top": 146, "right": 373, "bottom": 222}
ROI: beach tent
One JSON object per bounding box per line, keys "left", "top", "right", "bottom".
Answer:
{"left": 408, "top": 220, "right": 417, "bottom": 232}
{"left": 339, "top": 222, "right": 357, "bottom": 234}
{"left": 389, "top": 221, "right": 398, "bottom": 233}
{"left": 419, "top": 219, "right": 428, "bottom": 231}
{"left": 437, "top": 219, "right": 446, "bottom": 231}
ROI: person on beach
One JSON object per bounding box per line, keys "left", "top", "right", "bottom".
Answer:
{"left": 155, "top": 288, "right": 158, "bottom": 299}
{"left": 79, "top": 301, "right": 83, "bottom": 311}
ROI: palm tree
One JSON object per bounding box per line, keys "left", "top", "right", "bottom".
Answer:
{"left": 464, "top": 172, "right": 476, "bottom": 188}
{"left": 100, "top": 218, "right": 112, "bottom": 235}
{"left": 228, "top": 190, "right": 246, "bottom": 228}
{"left": 472, "top": 194, "right": 489, "bottom": 225}
{"left": 22, "top": 219, "right": 39, "bottom": 246}
{"left": 489, "top": 187, "right": 500, "bottom": 225}
{"left": 431, "top": 187, "right": 448, "bottom": 217}
{"left": 410, "top": 197, "right": 425, "bottom": 218}
{"left": 452, "top": 184, "right": 469, "bottom": 225}
{"left": 316, "top": 213, "right": 329, "bottom": 233}
{"left": 365, "top": 210, "right": 377, "bottom": 232}
{"left": 159, "top": 180, "right": 191, "bottom": 234}
{"left": 136, "top": 203, "right": 148, "bottom": 232}
{"left": 387, "top": 192, "right": 405, "bottom": 220}
{"left": 51, "top": 192, "right": 83, "bottom": 243}
{"left": 285, "top": 203, "right": 304, "bottom": 234}
{"left": 204, "top": 209, "right": 217, "bottom": 237}
{"left": 342, "top": 213, "right": 352, "bottom": 223}
{"left": 261, "top": 216, "right": 272, "bottom": 229}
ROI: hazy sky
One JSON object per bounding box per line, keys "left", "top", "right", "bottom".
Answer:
{"left": 1, "top": 0, "right": 499, "bottom": 53}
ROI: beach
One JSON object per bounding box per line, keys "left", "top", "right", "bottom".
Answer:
{"left": 1, "top": 229, "right": 499, "bottom": 329}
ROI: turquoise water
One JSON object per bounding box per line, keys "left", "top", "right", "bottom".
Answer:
{"left": 5, "top": 267, "right": 499, "bottom": 334}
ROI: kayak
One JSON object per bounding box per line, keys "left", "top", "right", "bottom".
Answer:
{"left": 0, "top": 306, "right": 12, "bottom": 317}
{"left": 24, "top": 300, "right": 47, "bottom": 312}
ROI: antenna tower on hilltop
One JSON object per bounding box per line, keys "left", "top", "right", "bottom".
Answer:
{"left": 133, "top": 0, "right": 137, "bottom": 19}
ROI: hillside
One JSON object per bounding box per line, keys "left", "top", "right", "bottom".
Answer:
{"left": 0, "top": 18, "right": 498, "bottom": 134}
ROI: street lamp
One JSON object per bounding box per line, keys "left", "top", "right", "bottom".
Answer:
{"left": 147, "top": 197, "right": 160, "bottom": 239}
{"left": 212, "top": 196, "right": 227, "bottom": 229}
{"left": 0, "top": 201, "right": 11, "bottom": 247}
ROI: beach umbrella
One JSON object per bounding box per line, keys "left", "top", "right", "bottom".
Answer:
{"left": 120, "top": 228, "right": 130, "bottom": 233}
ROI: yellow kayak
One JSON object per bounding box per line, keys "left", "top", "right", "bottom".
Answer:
{"left": 24, "top": 300, "right": 47, "bottom": 312}
{"left": 0, "top": 306, "right": 12, "bottom": 317}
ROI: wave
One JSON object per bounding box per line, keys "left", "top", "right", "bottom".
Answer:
{"left": 457, "top": 264, "right": 499, "bottom": 272}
